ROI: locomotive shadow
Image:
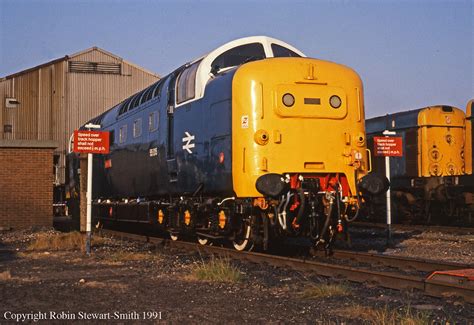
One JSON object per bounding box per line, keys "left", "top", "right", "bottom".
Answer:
{"left": 341, "top": 227, "right": 422, "bottom": 253}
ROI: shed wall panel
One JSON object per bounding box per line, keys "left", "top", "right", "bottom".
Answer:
{"left": 0, "top": 48, "right": 159, "bottom": 185}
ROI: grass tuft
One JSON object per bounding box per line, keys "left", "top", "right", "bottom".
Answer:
{"left": 192, "top": 257, "right": 242, "bottom": 283}
{"left": 27, "top": 232, "right": 105, "bottom": 251}
{"left": 339, "top": 304, "right": 431, "bottom": 324}
{"left": 300, "top": 283, "right": 351, "bottom": 299}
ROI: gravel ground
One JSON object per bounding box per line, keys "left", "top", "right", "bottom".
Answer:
{"left": 344, "top": 226, "right": 474, "bottom": 265}
{"left": 1, "top": 227, "right": 473, "bottom": 324}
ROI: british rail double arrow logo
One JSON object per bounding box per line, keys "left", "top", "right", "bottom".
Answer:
{"left": 182, "top": 131, "right": 195, "bottom": 154}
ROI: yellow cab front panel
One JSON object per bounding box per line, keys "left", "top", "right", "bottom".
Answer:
{"left": 231, "top": 57, "right": 368, "bottom": 198}
{"left": 417, "top": 106, "right": 466, "bottom": 177}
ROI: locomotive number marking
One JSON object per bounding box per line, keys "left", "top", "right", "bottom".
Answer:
{"left": 241, "top": 115, "right": 249, "bottom": 128}
{"left": 182, "top": 131, "right": 195, "bottom": 154}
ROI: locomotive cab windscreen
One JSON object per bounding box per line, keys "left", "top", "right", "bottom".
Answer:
{"left": 175, "top": 36, "right": 305, "bottom": 108}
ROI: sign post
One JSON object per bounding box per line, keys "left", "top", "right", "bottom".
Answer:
{"left": 73, "top": 125, "right": 109, "bottom": 255}
{"left": 374, "top": 131, "right": 402, "bottom": 247}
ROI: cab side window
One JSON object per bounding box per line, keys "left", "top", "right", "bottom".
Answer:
{"left": 176, "top": 60, "right": 200, "bottom": 104}
{"left": 211, "top": 43, "right": 265, "bottom": 73}
{"left": 271, "top": 43, "right": 301, "bottom": 57}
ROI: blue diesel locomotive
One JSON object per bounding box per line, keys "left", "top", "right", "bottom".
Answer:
{"left": 67, "top": 36, "right": 384, "bottom": 250}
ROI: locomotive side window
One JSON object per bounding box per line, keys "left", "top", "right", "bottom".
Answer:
{"left": 119, "top": 97, "right": 133, "bottom": 115}
{"left": 133, "top": 119, "right": 142, "bottom": 138}
{"left": 211, "top": 43, "right": 265, "bottom": 73}
{"left": 149, "top": 111, "right": 159, "bottom": 132}
{"left": 176, "top": 60, "right": 200, "bottom": 104}
{"left": 119, "top": 125, "right": 127, "bottom": 143}
{"left": 125, "top": 98, "right": 134, "bottom": 113}
{"left": 140, "top": 86, "right": 153, "bottom": 105}
{"left": 152, "top": 80, "right": 164, "bottom": 99}
{"left": 130, "top": 92, "right": 142, "bottom": 111}
{"left": 271, "top": 43, "right": 301, "bottom": 57}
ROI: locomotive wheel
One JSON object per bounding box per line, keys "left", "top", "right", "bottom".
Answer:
{"left": 232, "top": 219, "right": 254, "bottom": 251}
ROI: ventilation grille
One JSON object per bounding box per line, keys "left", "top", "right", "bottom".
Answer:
{"left": 69, "top": 61, "right": 121, "bottom": 74}
{"left": 4, "top": 124, "right": 12, "bottom": 133}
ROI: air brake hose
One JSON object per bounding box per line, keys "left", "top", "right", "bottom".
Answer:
{"left": 262, "top": 212, "right": 269, "bottom": 250}
{"left": 344, "top": 170, "right": 361, "bottom": 223}
{"left": 318, "top": 199, "right": 333, "bottom": 240}
{"left": 294, "top": 188, "right": 306, "bottom": 227}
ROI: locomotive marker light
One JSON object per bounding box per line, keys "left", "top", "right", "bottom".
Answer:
{"left": 329, "top": 95, "right": 342, "bottom": 109}
{"left": 374, "top": 131, "right": 403, "bottom": 246}
{"left": 73, "top": 123, "right": 109, "bottom": 255}
{"left": 282, "top": 93, "right": 295, "bottom": 107}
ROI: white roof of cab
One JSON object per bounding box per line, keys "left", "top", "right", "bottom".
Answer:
{"left": 176, "top": 36, "right": 306, "bottom": 107}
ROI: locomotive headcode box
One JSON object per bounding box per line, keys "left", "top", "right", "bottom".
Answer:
{"left": 373, "top": 136, "right": 403, "bottom": 157}
{"left": 73, "top": 130, "right": 110, "bottom": 154}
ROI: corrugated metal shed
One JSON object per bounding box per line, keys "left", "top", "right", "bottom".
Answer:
{"left": 0, "top": 47, "right": 160, "bottom": 184}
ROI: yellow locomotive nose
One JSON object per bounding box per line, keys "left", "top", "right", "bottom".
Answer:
{"left": 418, "top": 106, "right": 465, "bottom": 177}
{"left": 231, "top": 57, "right": 367, "bottom": 198}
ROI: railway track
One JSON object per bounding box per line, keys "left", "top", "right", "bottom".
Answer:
{"left": 352, "top": 221, "right": 474, "bottom": 235}
{"left": 98, "top": 229, "right": 474, "bottom": 304}
{"left": 310, "top": 249, "right": 472, "bottom": 273}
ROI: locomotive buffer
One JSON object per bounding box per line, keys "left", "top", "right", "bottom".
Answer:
{"left": 374, "top": 130, "right": 403, "bottom": 246}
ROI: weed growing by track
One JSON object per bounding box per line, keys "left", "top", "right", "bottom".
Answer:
{"left": 27, "top": 231, "right": 105, "bottom": 251}
{"left": 300, "top": 282, "right": 351, "bottom": 298}
{"left": 192, "top": 257, "right": 242, "bottom": 283}
{"left": 338, "top": 304, "right": 431, "bottom": 324}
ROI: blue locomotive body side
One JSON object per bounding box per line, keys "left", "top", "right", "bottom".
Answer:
{"left": 92, "top": 69, "right": 235, "bottom": 200}
{"left": 170, "top": 70, "right": 234, "bottom": 196}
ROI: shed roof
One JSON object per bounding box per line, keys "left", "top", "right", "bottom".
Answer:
{"left": 0, "top": 46, "right": 159, "bottom": 81}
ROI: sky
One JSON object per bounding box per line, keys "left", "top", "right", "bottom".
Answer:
{"left": 0, "top": 0, "right": 472, "bottom": 118}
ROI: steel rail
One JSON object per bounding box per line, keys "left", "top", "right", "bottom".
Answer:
{"left": 314, "top": 249, "right": 473, "bottom": 273}
{"left": 98, "top": 229, "right": 474, "bottom": 304}
{"left": 351, "top": 221, "right": 474, "bottom": 235}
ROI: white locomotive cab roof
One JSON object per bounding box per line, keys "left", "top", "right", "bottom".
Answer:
{"left": 174, "top": 36, "right": 306, "bottom": 108}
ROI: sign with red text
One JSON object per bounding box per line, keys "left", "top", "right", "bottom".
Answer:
{"left": 73, "top": 130, "right": 110, "bottom": 154}
{"left": 374, "top": 136, "right": 403, "bottom": 157}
